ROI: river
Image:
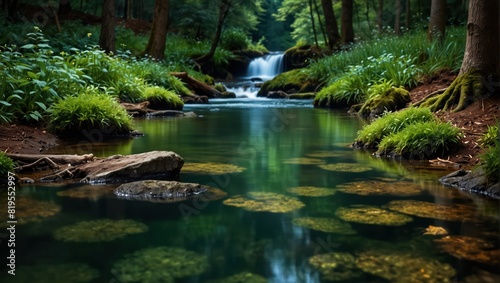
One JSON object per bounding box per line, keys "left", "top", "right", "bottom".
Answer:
{"left": 1, "top": 55, "right": 499, "bottom": 282}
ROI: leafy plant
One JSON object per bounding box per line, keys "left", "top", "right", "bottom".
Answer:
{"left": 48, "top": 86, "right": 133, "bottom": 137}
{"left": 478, "top": 125, "right": 499, "bottom": 148}
{"left": 142, "top": 86, "right": 184, "bottom": 110}
{"left": 355, "top": 107, "right": 436, "bottom": 148}
{"left": 376, "top": 121, "right": 463, "bottom": 158}
{"left": 479, "top": 140, "right": 499, "bottom": 184}
{"left": 221, "top": 29, "right": 250, "bottom": 51}
{"left": 0, "top": 152, "right": 15, "bottom": 175}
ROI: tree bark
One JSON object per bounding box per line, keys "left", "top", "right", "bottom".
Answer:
{"left": 428, "top": 0, "right": 446, "bottom": 42}
{"left": 341, "top": 0, "right": 354, "bottom": 44}
{"left": 170, "top": 72, "right": 223, "bottom": 98}
{"left": 313, "top": 0, "right": 327, "bottom": 47}
{"left": 99, "top": 0, "right": 116, "bottom": 53}
{"left": 420, "top": 0, "right": 499, "bottom": 112}
{"left": 142, "top": 0, "right": 169, "bottom": 60}
{"left": 7, "top": 153, "right": 94, "bottom": 166}
{"left": 377, "top": 0, "right": 383, "bottom": 33}
{"left": 394, "top": 0, "right": 401, "bottom": 35}
{"left": 321, "top": 0, "right": 340, "bottom": 50}
{"left": 196, "top": 0, "right": 231, "bottom": 64}
{"left": 405, "top": 0, "right": 410, "bottom": 30}
{"left": 309, "top": 0, "right": 319, "bottom": 47}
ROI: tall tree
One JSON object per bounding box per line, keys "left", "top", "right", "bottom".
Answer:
{"left": 99, "top": 0, "right": 115, "bottom": 53}
{"left": 196, "top": 0, "right": 232, "bottom": 63}
{"left": 377, "top": 0, "right": 383, "bottom": 33}
{"left": 394, "top": 0, "right": 401, "bottom": 35}
{"left": 428, "top": 0, "right": 446, "bottom": 42}
{"left": 321, "top": 0, "right": 340, "bottom": 50}
{"left": 405, "top": 0, "right": 410, "bottom": 30}
{"left": 142, "top": 0, "right": 169, "bottom": 60}
{"left": 308, "top": 0, "right": 319, "bottom": 46}
{"left": 341, "top": 0, "right": 354, "bottom": 44}
{"left": 420, "top": 0, "right": 499, "bottom": 112}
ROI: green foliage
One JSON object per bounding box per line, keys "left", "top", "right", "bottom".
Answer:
{"left": 376, "top": 121, "right": 463, "bottom": 158}
{"left": 358, "top": 87, "right": 411, "bottom": 117}
{"left": 48, "top": 86, "right": 133, "bottom": 137}
{"left": 314, "top": 76, "right": 366, "bottom": 108}
{"left": 478, "top": 125, "right": 499, "bottom": 148}
{"left": 480, "top": 140, "right": 499, "bottom": 184}
{"left": 0, "top": 152, "right": 15, "bottom": 175}
{"left": 355, "top": 108, "right": 435, "bottom": 147}
{"left": 221, "top": 29, "right": 250, "bottom": 51}
{"left": 367, "top": 80, "right": 395, "bottom": 99}
{"left": 258, "top": 69, "right": 315, "bottom": 96}
{"left": 142, "top": 86, "right": 184, "bottom": 110}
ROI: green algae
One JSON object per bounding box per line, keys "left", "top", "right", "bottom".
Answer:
{"left": 182, "top": 162, "right": 246, "bottom": 174}
{"left": 56, "top": 185, "right": 115, "bottom": 200}
{"left": 53, "top": 219, "right": 148, "bottom": 243}
{"left": 223, "top": 192, "right": 305, "bottom": 213}
{"left": 292, "top": 217, "right": 356, "bottom": 234}
{"left": 335, "top": 205, "right": 413, "bottom": 226}
{"left": 318, "top": 163, "right": 373, "bottom": 173}
{"left": 309, "top": 252, "right": 363, "bottom": 281}
{"left": 207, "top": 272, "right": 268, "bottom": 283}
{"left": 1, "top": 263, "right": 99, "bottom": 283}
{"left": 434, "top": 235, "right": 500, "bottom": 265}
{"left": 336, "top": 180, "right": 423, "bottom": 196}
{"left": 283, "top": 157, "right": 326, "bottom": 165}
{"left": 385, "top": 200, "right": 477, "bottom": 222}
{"left": 0, "top": 197, "right": 60, "bottom": 228}
{"left": 287, "top": 186, "right": 336, "bottom": 197}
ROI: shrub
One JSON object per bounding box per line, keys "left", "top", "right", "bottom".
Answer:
{"left": 48, "top": 86, "right": 133, "bottom": 137}
{"left": 478, "top": 125, "right": 499, "bottom": 148}
{"left": 142, "top": 86, "right": 184, "bottom": 110}
{"left": 376, "top": 121, "right": 463, "bottom": 158}
{"left": 480, "top": 140, "right": 499, "bottom": 185}
{"left": 0, "top": 152, "right": 15, "bottom": 175}
{"left": 355, "top": 107, "right": 435, "bottom": 148}
{"left": 221, "top": 29, "right": 249, "bottom": 51}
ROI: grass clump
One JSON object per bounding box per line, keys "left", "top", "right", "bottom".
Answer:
{"left": 142, "top": 86, "right": 184, "bottom": 110}
{"left": 257, "top": 69, "right": 316, "bottom": 97}
{"left": 478, "top": 125, "right": 498, "bottom": 148}
{"left": 48, "top": 86, "right": 133, "bottom": 138}
{"left": 376, "top": 121, "right": 463, "bottom": 158}
{"left": 355, "top": 107, "right": 435, "bottom": 148}
{"left": 478, "top": 125, "right": 499, "bottom": 184}
{"left": 0, "top": 152, "right": 15, "bottom": 175}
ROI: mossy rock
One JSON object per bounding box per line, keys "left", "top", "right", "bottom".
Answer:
{"left": 0, "top": 197, "right": 60, "bottom": 229}
{"left": 207, "top": 272, "right": 267, "bottom": 283}
{"left": 0, "top": 263, "right": 99, "bottom": 283}
{"left": 434, "top": 235, "right": 500, "bottom": 265}
{"left": 256, "top": 69, "right": 316, "bottom": 97}
{"left": 385, "top": 200, "right": 477, "bottom": 222}
{"left": 53, "top": 219, "right": 148, "bottom": 242}
{"left": 287, "top": 186, "right": 336, "bottom": 197}
{"left": 283, "top": 44, "right": 325, "bottom": 70}
{"left": 287, "top": 92, "right": 316, "bottom": 99}
{"left": 335, "top": 205, "right": 413, "bottom": 226}
{"left": 292, "top": 217, "right": 356, "bottom": 234}
{"left": 223, "top": 192, "right": 305, "bottom": 213}
{"left": 358, "top": 87, "right": 411, "bottom": 117}
{"left": 309, "top": 252, "right": 363, "bottom": 281}
{"left": 221, "top": 91, "right": 237, "bottom": 98}
{"left": 142, "top": 86, "right": 184, "bottom": 110}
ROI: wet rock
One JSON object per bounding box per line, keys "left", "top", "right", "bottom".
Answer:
{"left": 439, "top": 168, "right": 500, "bottom": 199}
{"left": 77, "top": 151, "right": 184, "bottom": 183}
{"left": 267, "top": 90, "right": 288, "bottom": 99}
{"left": 358, "top": 87, "right": 411, "bottom": 118}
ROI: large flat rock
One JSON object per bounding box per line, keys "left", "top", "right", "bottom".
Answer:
{"left": 76, "top": 151, "right": 184, "bottom": 184}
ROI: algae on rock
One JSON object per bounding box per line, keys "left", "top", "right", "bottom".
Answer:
{"left": 53, "top": 219, "right": 148, "bottom": 242}
{"left": 335, "top": 206, "right": 413, "bottom": 226}
{"left": 223, "top": 192, "right": 305, "bottom": 213}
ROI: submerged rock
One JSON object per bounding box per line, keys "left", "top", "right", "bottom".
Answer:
{"left": 181, "top": 162, "right": 246, "bottom": 175}
{"left": 0, "top": 197, "right": 60, "bottom": 228}
{"left": 53, "top": 219, "right": 148, "bottom": 242}
{"left": 439, "top": 168, "right": 500, "bottom": 199}
{"left": 434, "top": 235, "right": 500, "bottom": 265}
{"left": 292, "top": 217, "right": 356, "bottom": 234}
{"left": 207, "top": 272, "right": 268, "bottom": 283}
{"left": 336, "top": 180, "right": 423, "bottom": 196}
{"left": 318, "top": 163, "right": 373, "bottom": 173}
{"left": 76, "top": 151, "right": 184, "bottom": 183}
{"left": 287, "top": 186, "right": 336, "bottom": 197}
{"left": 309, "top": 252, "right": 363, "bottom": 281}
{"left": 223, "top": 192, "right": 305, "bottom": 213}
{"left": 0, "top": 263, "right": 99, "bottom": 283}
{"left": 385, "top": 200, "right": 477, "bottom": 222}
{"left": 114, "top": 180, "right": 226, "bottom": 203}
{"left": 335, "top": 205, "right": 413, "bottom": 226}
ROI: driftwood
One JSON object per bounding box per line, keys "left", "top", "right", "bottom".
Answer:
{"left": 120, "top": 101, "right": 150, "bottom": 117}
{"left": 16, "top": 157, "right": 61, "bottom": 172}
{"left": 170, "top": 72, "right": 223, "bottom": 98}
{"left": 7, "top": 153, "right": 94, "bottom": 166}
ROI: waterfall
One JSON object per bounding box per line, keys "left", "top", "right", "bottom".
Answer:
{"left": 245, "top": 52, "right": 285, "bottom": 81}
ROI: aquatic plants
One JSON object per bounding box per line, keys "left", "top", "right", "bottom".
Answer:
{"left": 0, "top": 263, "right": 99, "bottom": 283}
{"left": 385, "top": 200, "right": 477, "bottom": 222}
{"left": 292, "top": 217, "right": 356, "bottom": 234}
{"left": 356, "top": 251, "right": 456, "bottom": 283}
{"left": 0, "top": 152, "right": 15, "bottom": 175}
{"left": 112, "top": 246, "right": 209, "bottom": 282}
{"left": 286, "top": 186, "right": 336, "bottom": 197}
{"left": 181, "top": 162, "right": 246, "bottom": 175}
{"left": 318, "top": 163, "right": 373, "bottom": 173}
{"left": 207, "top": 272, "right": 268, "bottom": 283}
{"left": 223, "top": 192, "right": 305, "bottom": 213}
{"left": 141, "top": 86, "right": 184, "bottom": 110}
{"left": 47, "top": 86, "right": 134, "bottom": 137}
{"left": 0, "top": 198, "right": 60, "bottom": 228}
{"left": 282, "top": 157, "right": 326, "bottom": 165}
{"left": 56, "top": 185, "right": 115, "bottom": 200}
{"left": 335, "top": 206, "right": 413, "bottom": 226}
{"left": 53, "top": 219, "right": 148, "bottom": 242}
{"left": 434, "top": 235, "right": 500, "bottom": 265}
{"left": 335, "top": 180, "right": 423, "bottom": 196}
{"left": 309, "top": 252, "right": 363, "bottom": 281}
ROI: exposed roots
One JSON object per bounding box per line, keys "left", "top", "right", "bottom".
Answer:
{"left": 419, "top": 71, "right": 490, "bottom": 112}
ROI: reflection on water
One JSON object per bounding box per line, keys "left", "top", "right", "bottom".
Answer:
{"left": 1, "top": 101, "right": 499, "bottom": 282}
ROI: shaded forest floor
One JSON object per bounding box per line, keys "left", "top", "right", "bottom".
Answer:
{"left": 1, "top": 71, "right": 499, "bottom": 171}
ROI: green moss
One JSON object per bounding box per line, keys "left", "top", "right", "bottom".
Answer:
{"left": 142, "top": 86, "right": 184, "bottom": 110}
{"left": 53, "top": 219, "right": 148, "bottom": 242}
{"left": 257, "top": 69, "right": 316, "bottom": 97}
{"left": 48, "top": 86, "right": 134, "bottom": 137}
{"left": 214, "top": 83, "right": 227, "bottom": 92}
{"left": 0, "top": 152, "right": 15, "bottom": 175}
{"left": 313, "top": 76, "right": 367, "bottom": 108}
{"left": 376, "top": 121, "right": 463, "bottom": 159}
{"left": 355, "top": 107, "right": 435, "bottom": 148}
{"left": 358, "top": 87, "right": 411, "bottom": 117}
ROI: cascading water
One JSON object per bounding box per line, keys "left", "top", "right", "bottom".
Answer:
{"left": 225, "top": 52, "right": 285, "bottom": 99}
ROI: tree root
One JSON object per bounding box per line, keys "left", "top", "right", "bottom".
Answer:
{"left": 15, "top": 157, "right": 60, "bottom": 172}
{"left": 39, "top": 167, "right": 78, "bottom": 182}
{"left": 419, "top": 71, "right": 490, "bottom": 112}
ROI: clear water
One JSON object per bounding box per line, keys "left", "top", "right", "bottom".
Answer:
{"left": 2, "top": 99, "right": 499, "bottom": 283}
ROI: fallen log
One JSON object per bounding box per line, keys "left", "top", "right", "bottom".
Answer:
{"left": 7, "top": 153, "right": 94, "bottom": 166}
{"left": 170, "top": 72, "right": 223, "bottom": 98}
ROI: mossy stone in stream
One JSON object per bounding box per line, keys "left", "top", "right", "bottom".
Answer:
{"left": 292, "top": 217, "right": 356, "bottom": 234}
{"left": 111, "top": 246, "right": 209, "bottom": 282}
{"left": 287, "top": 186, "right": 336, "bottom": 197}
{"left": 385, "top": 200, "right": 477, "bottom": 222}
{"left": 182, "top": 162, "right": 246, "bottom": 174}
{"left": 309, "top": 252, "right": 363, "bottom": 281}
{"left": 335, "top": 206, "right": 413, "bottom": 226}
{"left": 223, "top": 192, "right": 305, "bottom": 213}
{"left": 283, "top": 157, "right": 326, "bottom": 165}
{"left": 53, "top": 219, "right": 148, "bottom": 242}
{"left": 207, "top": 272, "right": 268, "bottom": 283}
{"left": 318, "top": 163, "right": 373, "bottom": 173}
{"left": 0, "top": 197, "right": 61, "bottom": 228}
{"left": 336, "top": 180, "right": 423, "bottom": 196}
{"left": 356, "top": 251, "right": 456, "bottom": 283}
{"left": 1, "top": 263, "right": 99, "bottom": 283}
{"left": 434, "top": 235, "right": 500, "bottom": 265}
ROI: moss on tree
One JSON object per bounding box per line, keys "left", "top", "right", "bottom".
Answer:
{"left": 419, "top": 70, "right": 487, "bottom": 112}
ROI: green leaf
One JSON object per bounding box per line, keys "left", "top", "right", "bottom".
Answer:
{"left": 0, "top": 100, "right": 12, "bottom": 106}
{"left": 20, "top": 44, "right": 35, "bottom": 49}
{"left": 27, "top": 71, "right": 38, "bottom": 79}
{"left": 35, "top": 102, "right": 47, "bottom": 111}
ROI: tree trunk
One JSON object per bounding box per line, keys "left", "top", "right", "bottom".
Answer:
{"left": 58, "top": 0, "right": 72, "bottom": 15}
{"left": 377, "top": 0, "right": 383, "bottom": 33}
{"left": 126, "top": 0, "right": 133, "bottom": 19}
{"left": 321, "top": 0, "right": 340, "bottom": 50}
{"left": 142, "top": 0, "right": 169, "bottom": 60}
{"left": 196, "top": 0, "right": 231, "bottom": 64}
{"left": 365, "top": 1, "right": 371, "bottom": 31}
{"left": 313, "top": 0, "right": 327, "bottom": 47}
{"left": 99, "top": 0, "right": 115, "bottom": 53}
{"left": 405, "top": 0, "right": 410, "bottom": 30}
{"left": 394, "top": 0, "right": 401, "bottom": 35}
{"left": 341, "top": 0, "right": 354, "bottom": 44}
{"left": 420, "top": 0, "right": 499, "bottom": 112}
{"left": 428, "top": 0, "right": 446, "bottom": 42}
{"left": 309, "top": 0, "right": 319, "bottom": 47}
